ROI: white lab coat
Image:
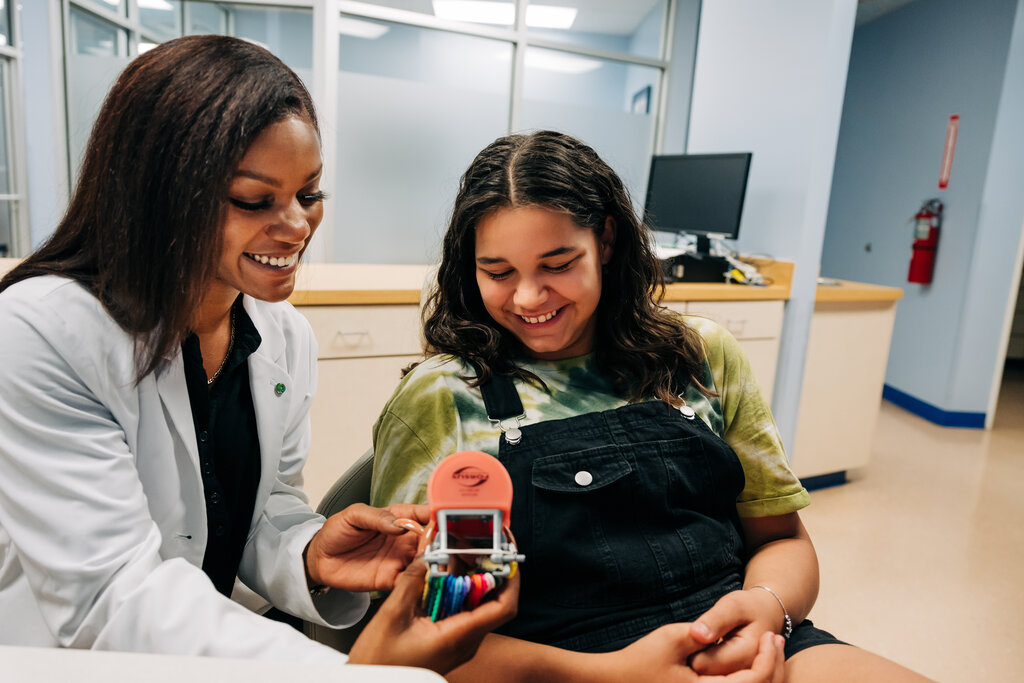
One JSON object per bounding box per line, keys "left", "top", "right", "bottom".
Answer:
{"left": 0, "top": 276, "right": 366, "bottom": 662}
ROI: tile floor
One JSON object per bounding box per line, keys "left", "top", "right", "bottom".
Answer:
{"left": 798, "top": 361, "right": 1024, "bottom": 682}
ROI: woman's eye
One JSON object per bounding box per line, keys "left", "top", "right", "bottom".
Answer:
{"left": 299, "top": 190, "right": 328, "bottom": 207}
{"left": 229, "top": 197, "right": 272, "bottom": 212}
{"left": 484, "top": 270, "right": 513, "bottom": 281}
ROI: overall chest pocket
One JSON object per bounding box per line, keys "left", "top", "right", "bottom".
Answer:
{"left": 527, "top": 446, "right": 652, "bottom": 608}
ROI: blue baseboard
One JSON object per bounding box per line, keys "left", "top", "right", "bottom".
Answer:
{"left": 802, "top": 471, "right": 847, "bottom": 491}
{"left": 881, "top": 384, "right": 986, "bottom": 429}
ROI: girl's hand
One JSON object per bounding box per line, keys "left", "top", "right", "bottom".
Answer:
{"left": 600, "top": 624, "right": 784, "bottom": 683}
{"left": 348, "top": 558, "right": 520, "bottom": 674}
{"left": 688, "top": 588, "right": 788, "bottom": 675}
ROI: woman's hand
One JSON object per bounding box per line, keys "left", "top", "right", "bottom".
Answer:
{"left": 304, "top": 503, "right": 430, "bottom": 592}
{"left": 599, "top": 624, "right": 785, "bottom": 683}
{"left": 688, "top": 588, "right": 787, "bottom": 675}
{"left": 348, "top": 559, "right": 520, "bottom": 674}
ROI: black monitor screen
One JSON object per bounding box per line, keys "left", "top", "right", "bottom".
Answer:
{"left": 644, "top": 152, "right": 752, "bottom": 240}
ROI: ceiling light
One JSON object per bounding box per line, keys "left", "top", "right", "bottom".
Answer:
{"left": 138, "top": 0, "right": 174, "bottom": 10}
{"left": 525, "top": 5, "right": 577, "bottom": 29}
{"left": 339, "top": 17, "right": 390, "bottom": 39}
{"left": 525, "top": 50, "right": 600, "bottom": 74}
{"left": 432, "top": 1, "right": 577, "bottom": 29}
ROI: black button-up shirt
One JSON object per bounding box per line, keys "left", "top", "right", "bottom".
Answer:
{"left": 181, "top": 297, "right": 263, "bottom": 597}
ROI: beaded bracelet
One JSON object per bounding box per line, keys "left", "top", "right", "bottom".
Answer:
{"left": 750, "top": 584, "right": 793, "bottom": 639}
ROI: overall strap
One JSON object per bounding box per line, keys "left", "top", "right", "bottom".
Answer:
{"left": 470, "top": 362, "right": 524, "bottom": 421}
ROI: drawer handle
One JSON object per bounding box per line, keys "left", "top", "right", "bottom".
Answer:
{"left": 335, "top": 330, "right": 371, "bottom": 346}
{"left": 725, "top": 319, "right": 747, "bottom": 336}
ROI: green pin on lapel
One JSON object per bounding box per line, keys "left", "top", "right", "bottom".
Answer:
{"left": 275, "top": 382, "right": 286, "bottom": 396}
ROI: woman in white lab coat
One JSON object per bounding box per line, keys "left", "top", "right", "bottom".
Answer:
{"left": 0, "top": 34, "right": 518, "bottom": 674}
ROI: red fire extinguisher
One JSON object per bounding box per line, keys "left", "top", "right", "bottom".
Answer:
{"left": 908, "top": 199, "right": 943, "bottom": 284}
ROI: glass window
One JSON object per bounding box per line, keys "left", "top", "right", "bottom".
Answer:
{"left": 527, "top": 0, "right": 666, "bottom": 60}
{"left": 0, "top": 0, "right": 11, "bottom": 48}
{"left": 0, "top": 62, "right": 9, "bottom": 194}
{"left": 0, "top": 201, "right": 11, "bottom": 258}
{"left": 76, "top": 0, "right": 127, "bottom": 18}
{"left": 336, "top": 21, "right": 512, "bottom": 264}
{"left": 520, "top": 47, "right": 660, "bottom": 213}
{"left": 140, "top": 0, "right": 183, "bottom": 43}
{"left": 232, "top": 5, "right": 313, "bottom": 72}
{"left": 69, "top": 6, "right": 127, "bottom": 56}
{"left": 187, "top": 0, "right": 229, "bottom": 35}
{"left": 66, "top": 10, "right": 130, "bottom": 179}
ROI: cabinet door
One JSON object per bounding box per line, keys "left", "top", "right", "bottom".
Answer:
{"left": 305, "top": 354, "right": 421, "bottom": 509}
{"left": 301, "top": 305, "right": 422, "bottom": 359}
{"left": 685, "top": 300, "right": 784, "bottom": 399}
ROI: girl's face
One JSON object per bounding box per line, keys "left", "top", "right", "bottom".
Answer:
{"left": 214, "top": 115, "right": 324, "bottom": 304}
{"left": 474, "top": 206, "right": 614, "bottom": 360}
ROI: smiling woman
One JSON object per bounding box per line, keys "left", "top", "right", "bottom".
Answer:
{"left": 0, "top": 34, "right": 517, "bottom": 671}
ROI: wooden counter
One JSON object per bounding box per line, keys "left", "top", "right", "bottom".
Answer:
{"left": 286, "top": 258, "right": 795, "bottom": 306}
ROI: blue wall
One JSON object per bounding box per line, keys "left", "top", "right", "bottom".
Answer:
{"left": 821, "top": 0, "right": 1024, "bottom": 421}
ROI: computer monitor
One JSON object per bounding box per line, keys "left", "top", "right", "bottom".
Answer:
{"left": 643, "top": 152, "right": 752, "bottom": 256}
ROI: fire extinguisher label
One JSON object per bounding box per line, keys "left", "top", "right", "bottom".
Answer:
{"left": 914, "top": 218, "right": 931, "bottom": 240}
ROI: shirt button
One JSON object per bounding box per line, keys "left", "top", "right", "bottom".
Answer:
{"left": 574, "top": 471, "right": 593, "bottom": 486}
{"left": 202, "top": 461, "right": 212, "bottom": 475}
{"left": 199, "top": 431, "right": 209, "bottom": 443}
{"left": 209, "top": 491, "right": 220, "bottom": 503}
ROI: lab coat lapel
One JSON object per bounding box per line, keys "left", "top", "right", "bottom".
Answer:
{"left": 245, "top": 298, "right": 292, "bottom": 520}
{"left": 155, "top": 353, "right": 200, "bottom": 471}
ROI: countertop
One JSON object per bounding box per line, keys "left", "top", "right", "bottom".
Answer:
{"left": 0, "top": 257, "right": 902, "bottom": 305}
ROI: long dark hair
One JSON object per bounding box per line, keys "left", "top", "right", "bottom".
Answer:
{"left": 0, "top": 35, "right": 318, "bottom": 382}
{"left": 422, "top": 130, "right": 708, "bottom": 404}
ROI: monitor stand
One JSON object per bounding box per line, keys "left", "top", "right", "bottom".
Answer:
{"left": 661, "top": 234, "right": 732, "bottom": 283}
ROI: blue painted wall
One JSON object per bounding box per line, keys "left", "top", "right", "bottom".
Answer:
{"left": 821, "top": 0, "right": 1024, "bottom": 419}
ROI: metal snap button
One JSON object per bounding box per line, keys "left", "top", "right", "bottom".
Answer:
{"left": 574, "top": 471, "right": 593, "bottom": 486}
{"left": 679, "top": 405, "right": 696, "bottom": 419}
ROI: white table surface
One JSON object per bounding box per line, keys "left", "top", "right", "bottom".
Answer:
{"left": 0, "top": 645, "right": 445, "bottom": 683}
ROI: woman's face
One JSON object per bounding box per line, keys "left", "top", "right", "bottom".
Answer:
{"left": 215, "top": 115, "right": 324, "bottom": 304}
{"left": 474, "top": 206, "right": 614, "bottom": 360}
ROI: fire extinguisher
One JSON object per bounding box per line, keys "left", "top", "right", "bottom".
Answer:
{"left": 908, "top": 199, "right": 943, "bottom": 284}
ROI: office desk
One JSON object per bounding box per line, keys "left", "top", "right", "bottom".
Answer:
{"left": 0, "top": 645, "right": 444, "bottom": 683}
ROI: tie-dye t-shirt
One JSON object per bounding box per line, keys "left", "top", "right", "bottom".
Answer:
{"left": 370, "top": 316, "right": 809, "bottom": 518}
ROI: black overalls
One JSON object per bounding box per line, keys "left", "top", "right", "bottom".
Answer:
{"left": 480, "top": 373, "right": 748, "bottom": 653}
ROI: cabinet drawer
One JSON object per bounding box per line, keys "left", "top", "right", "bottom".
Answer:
{"left": 685, "top": 300, "right": 784, "bottom": 340}
{"left": 300, "top": 305, "right": 422, "bottom": 359}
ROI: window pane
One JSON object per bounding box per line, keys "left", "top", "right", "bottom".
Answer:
{"left": 232, "top": 6, "right": 313, "bottom": 72}
{"left": 140, "top": 0, "right": 183, "bottom": 43}
{"left": 66, "top": 10, "right": 129, "bottom": 179}
{"left": 527, "top": 0, "right": 666, "bottom": 60}
{"left": 0, "top": 201, "right": 12, "bottom": 258}
{"left": 0, "top": 0, "right": 11, "bottom": 47}
{"left": 0, "top": 63, "right": 9, "bottom": 194}
{"left": 336, "top": 20, "right": 512, "bottom": 264}
{"left": 69, "top": 7, "right": 126, "bottom": 56}
{"left": 186, "top": 0, "right": 229, "bottom": 35}
{"left": 75, "top": 0, "right": 127, "bottom": 18}
{"left": 520, "top": 47, "right": 660, "bottom": 214}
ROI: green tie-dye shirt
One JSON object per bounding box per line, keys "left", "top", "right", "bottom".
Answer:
{"left": 370, "top": 316, "right": 810, "bottom": 518}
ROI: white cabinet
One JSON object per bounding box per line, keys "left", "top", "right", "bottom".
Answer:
{"left": 299, "top": 304, "right": 422, "bottom": 507}
{"left": 682, "top": 300, "right": 784, "bottom": 400}
{"left": 791, "top": 299, "right": 898, "bottom": 479}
